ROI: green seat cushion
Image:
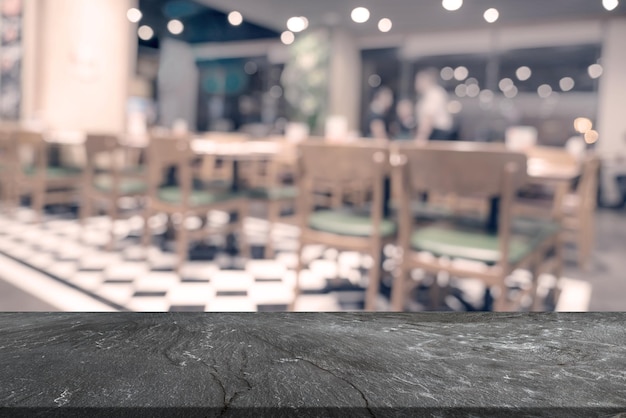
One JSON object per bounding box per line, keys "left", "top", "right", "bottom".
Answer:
{"left": 24, "top": 166, "right": 82, "bottom": 178}
{"left": 308, "top": 210, "right": 396, "bottom": 238}
{"left": 158, "top": 186, "right": 243, "bottom": 206}
{"left": 390, "top": 200, "right": 452, "bottom": 220}
{"left": 247, "top": 186, "right": 298, "bottom": 200}
{"left": 94, "top": 176, "right": 147, "bottom": 195}
{"left": 410, "top": 219, "right": 560, "bottom": 265}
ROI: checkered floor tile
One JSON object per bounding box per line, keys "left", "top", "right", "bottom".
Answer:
{"left": 0, "top": 207, "right": 565, "bottom": 312}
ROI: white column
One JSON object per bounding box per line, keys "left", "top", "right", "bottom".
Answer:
{"left": 327, "top": 29, "right": 361, "bottom": 133}
{"left": 22, "top": 0, "right": 136, "bottom": 132}
{"left": 597, "top": 18, "right": 626, "bottom": 205}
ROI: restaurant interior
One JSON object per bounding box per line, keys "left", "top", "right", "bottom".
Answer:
{"left": 0, "top": 0, "right": 625, "bottom": 313}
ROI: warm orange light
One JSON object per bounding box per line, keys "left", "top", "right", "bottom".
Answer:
{"left": 584, "top": 130, "right": 599, "bottom": 144}
{"left": 574, "top": 117, "right": 593, "bottom": 134}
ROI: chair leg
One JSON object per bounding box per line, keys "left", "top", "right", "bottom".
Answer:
{"left": 390, "top": 262, "right": 409, "bottom": 312}
{"left": 107, "top": 196, "right": 119, "bottom": 252}
{"left": 289, "top": 241, "right": 304, "bottom": 312}
{"left": 32, "top": 187, "right": 45, "bottom": 224}
{"left": 492, "top": 279, "right": 509, "bottom": 312}
{"left": 365, "top": 246, "right": 382, "bottom": 312}
{"left": 238, "top": 201, "right": 250, "bottom": 259}
{"left": 552, "top": 234, "right": 564, "bottom": 309}
{"left": 529, "top": 259, "right": 542, "bottom": 312}
{"left": 175, "top": 217, "right": 188, "bottom": 275}
{"left": 265, "top": 201, "right": 280, "bottom": 259}
{"left": 578, "top": 218, "right": 594, "bottom": 270}
{"left": 141, "top": 201, "right": 151, "bottom": 248}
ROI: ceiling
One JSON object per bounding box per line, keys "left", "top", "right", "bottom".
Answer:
{"left": 197, "top": 0, "right": 626, "bottom": 37}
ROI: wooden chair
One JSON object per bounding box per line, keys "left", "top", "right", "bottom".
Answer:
{"left": 142, "top": 135, "right": 249, "bottom": 273}
{"left": 80, "top": 133, "right": 148, "bottom": 250}
{"left": 0, "top": 124, "right": 18, "bottom": 212}
{"left": 390, "top": 144, "right": 562, "bottom": 312}
{"left": 561, "top": 154, "right": 600, "bottom": 269}
{"left": 14, "top": 129, "right": 83, "bottom": 222}
{"left": 292, "top": 142, "right": 396, "bottom": 311}
{"left": 245, "top": 140, "right": 299, "bottom": 258}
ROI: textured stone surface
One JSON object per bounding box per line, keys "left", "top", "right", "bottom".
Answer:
{"left": 0, "top": 313, "right": 625, "bottom": 417}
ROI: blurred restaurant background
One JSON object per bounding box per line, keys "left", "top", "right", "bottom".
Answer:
{"left": 0, "top": 0, "right": 625, "bottom": 312}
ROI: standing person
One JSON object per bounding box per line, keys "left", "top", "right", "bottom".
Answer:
{"left": 391, "top": 98, "right": 416, "bottom": 140}
{"left": 414, "top": 68, "right": 455, "bottom": 142}
{"left": 365, "top": 86, "right": 394, "bottom": 140}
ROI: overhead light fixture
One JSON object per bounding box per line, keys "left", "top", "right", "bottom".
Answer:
{"left": 287, "top": 16, "right": 308, "bottom": 32}
{"left": 504, "top": 86, "right": 518, "bottom": 99}
{"left": 442, "top": 0, "right": 463, "bottom": 11}
{"left": 515, "top": 66, "right": 532, "bottom": 81}
{"left": 138, "top": 25, "right": 154, "bottom": 41}
{"left": 603, "top": 0, "right": 619, "bottom": 11}
{"left": 574, "top": 117, "right": 593, "bottom": 134}
{"left": 537, "top": 84, "right": 553, "bottom": 99}
{"left": 483, "top": 8, "right": 499, "bottom": 23}
{"left": 378, "top": 18, "right": 392, "bottom": 32}
{"left": 498, "top": 78, "right": 514, "bottom": 92}
{"left": 584, "top": 130, "right": 599, "bottom": 144}
{"left": 453, "top": 66, "right": 468, "bottom": 81}
{"left": 281, "top": 31, "right": 295, "bottom": 45}
{"left": 559, "top": 77, "right": 575, "bottom": 92}
{"left": 127, "top": 8, "right": 142, "bottom": 23}
{"left": 351, "top": 7, "right": 370, "bottom": 23}
{"left": 228, "top": 11, "right": 243, "bottom": 26}
{"left": 440, "top": 67, "right": 454, "bottom": 81}
{"left": 167, "top": 19, "right": 184, "bottom": 35}
{"left": 588, "top": 63, "right": 603, "bottom": 79}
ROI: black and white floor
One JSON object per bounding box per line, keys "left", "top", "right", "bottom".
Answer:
{"left": 0, "top": 207, "right": 591, "bottom": 312}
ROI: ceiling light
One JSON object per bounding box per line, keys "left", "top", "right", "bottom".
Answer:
{"left": 281, "top": 31, "right": 295, "bottom": 45}
{"left": 483, "top": 8, "right": 499, "bottom": 23}
{"left": 498, "top": 78, "right": 514, "bottom": 92}
{"left": 351, "top": 7, "right": 370, "bottom": 23}
{"left": 440, "top": 67, "right": 454, "bottom": 81}
{"left": 442, "top": 0, "right": 463, "bottom": 11}
{"left": 455, "top": 84, "right": 467, "bottom": 98}
{"left": 574, "top": 117, "right": 593, "bottom": 134}
{"left": 588, "top": 64, "right": 603, "bottom": 79}
{"left": 368, "top": 74, "right": 382, "bottom": 88}
{"left": 138, "top": 25, "right": 154, "bottom": 41}
{"left": 584, "top": 130, "right": 599, "bottom": 144}
{"left": 603, "top": 0, "right": 619, "bottom": 11}
{"left": 228, "top": 11, "right": 243, "bottom": 26}
{"left": 453, "top": 66, "right": 468, "bottom": 81}
{"left": 244, "top": 61, "right": 258, "bottom": 75}
{"left": 127, "top": 8, "right": 142, "bottom": 23}
{"left": 287, "top": 16, "right": 308, "bottom": 33}
{"left": 504, "top": 86, "right": 518, "bottom": 99}
{"left": 167, "top": 19, "right": 184, "bottom": 35}
{"left": 537, "top": 84, "right": 553, "bottom": 98}
{"left": 515, "top": 66, "right": 532, "bottom": 81}
{"left": 479, "top": 89, "right": 494, "bottom": 103}
{"left": 466, "top": 84, "right": 480, "bottom": 97}
{"left": 559, "top": 77, "right": 575, "bottom": 92}
{"left": 378, "top": 18, "right": 393, "bottom": 33}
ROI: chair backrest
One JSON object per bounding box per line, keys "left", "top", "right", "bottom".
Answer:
{"left": 394, "top": 142, "right": 528, "bottom": 198}
{"left": 15, "top": 129, "right": 47, "bottom": 174}
{"left": 146, "top": 136, "right": 195, "bottom": 205}
{"left": 84, "top": 133, "right": 118, "bottom": 157}
{"left": 297, "top": 142, "right": 390, "bottom": 234}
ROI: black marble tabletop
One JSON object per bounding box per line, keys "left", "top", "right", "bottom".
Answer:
{"left": 0, "top": 313, "right": 625, "bottom": 417}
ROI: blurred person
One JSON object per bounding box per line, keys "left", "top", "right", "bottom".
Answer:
{"left": 366, "top": 86, "right": 394, "bottom": 140}
{"left": 414, "top": 68, "right": 455, "bottom": 142}
{"left": 392, "top": 98, "right": 416, "bottom": 140}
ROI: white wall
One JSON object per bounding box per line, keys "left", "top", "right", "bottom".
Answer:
{"left": 597, "top": 18, "right": 626, "bottom": 204}
{"left": 23, "top": 0, "right": 136, "bottom": 133}
{"left": 157, "top": 38, "right": 199, "bottom": 129}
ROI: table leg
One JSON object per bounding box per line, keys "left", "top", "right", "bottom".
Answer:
{"left": 383, "top": 177, "right": 391, "bottom": 218}
{"left": 487, "top": 197, "right": 500, "bottom": 233}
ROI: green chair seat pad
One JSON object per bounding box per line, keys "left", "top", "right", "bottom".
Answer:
{"left": 410, "top": 219, "right": 560, "bottom": 265}
{"left": 308, "top": 210, "right": 396, "bottom": 238}
{"left": 247, "top": 186, "right": 298, "bottom": 200}
{"left": 24, "top": 166, "right": 82, "bottom": 178}
{"left": 94, "top": 175, "right": 147, "bottom": 195}
{"left": 158, "top": 186, "right": 244, "bottom": 206}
